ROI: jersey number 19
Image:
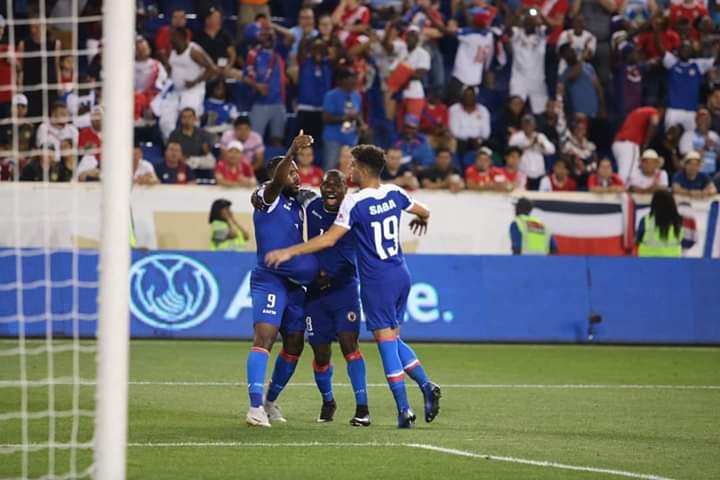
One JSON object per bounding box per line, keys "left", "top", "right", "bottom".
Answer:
{"left": 370, "top": 216, "right": 399, "bottom": 260}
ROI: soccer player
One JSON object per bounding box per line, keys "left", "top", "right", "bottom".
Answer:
{"left": 245, "top": 132, "right": 318, "bottom": 428}
{"left": 302, "top": 170, "right": 370, "bottom": 426}
{"left": 266, "top": 145, "right": 441, "bottom": 428}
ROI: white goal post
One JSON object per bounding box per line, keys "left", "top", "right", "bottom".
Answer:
{"left": 94, "top": 0, "right": 135, "bottom": 478}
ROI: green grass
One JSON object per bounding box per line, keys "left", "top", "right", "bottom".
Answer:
{"left": 1, "top": 340, "right": 719, "bottom": 479}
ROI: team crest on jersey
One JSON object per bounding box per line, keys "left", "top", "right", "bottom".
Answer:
{"left": 347, "top": 311, "right": 357, "bottom": 322}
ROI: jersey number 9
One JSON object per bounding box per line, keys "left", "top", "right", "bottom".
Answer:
{"left": 370, "top": 216, "right": 399, "bottom": 260}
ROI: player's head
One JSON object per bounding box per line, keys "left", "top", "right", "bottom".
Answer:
{"left": 209, "top": 198, "right": 232, "bottom": 223}
{"left": 171, "top": 26, "right": 189, "bottom": 52}
{"left": 268, "top": 155, "right": 300, "bottom": 196}
{"left": 320, "top": 169, "right": 347, "bottom": 212}
{"left": 515, "top": 197, "right": 533, "bottom": 216}
{"left": 350, "top": 144, "right": 386, "bottom": 185}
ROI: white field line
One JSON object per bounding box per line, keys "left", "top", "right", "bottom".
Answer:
{"left": 0, "top": 441, "right": 674, "bottom": 480}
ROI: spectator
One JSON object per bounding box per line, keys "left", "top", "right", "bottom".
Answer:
{"left": 661, "top": 41, "right": 717, "bottom": 131}
{"left": 510, "top": 197, "right": 558, "bottom": 255}
{"left": 612, "top": 106, "right": 662, "bottom": 183}
{"left": 465, "top": 147, "right": 506, "bottom": 191}
{"left": 52, "top": 139, "right": 78, "bottom": 182}
{"left": 418, "top": 147, "right": 464, "bottom": 192}
{"left": 202, "top": 80, "right": 238, "bottom": 129}
{"left": 405, "top": 0, "right": 446, "bottom": 93}
{"left": 571, "top": 0, "right": 614, "bottom": 85}
{"left": 369, "top": 21, "right": 407, "bottom": 105}
{"left": 293, "top": 39, "right": 333, "bottom": 142}
{"left": 0, "top": 15, "right": 13, "bottom": 119}
{"left": 615, "top": 44, "right": 643, "bottom": 117}
{"left": 672, "top": 150, "right": 718, "bottom": 197}
{"left": 132, "top": 143, "right": 159, "bottom": 185}
{"left": 419, "top": 90, "right": 452, "bottom": 150}
{"left": 557, "top": 15, "right": 597, "bottom": 74}
{"left": 134, "top": 37, "right": 168, "bottom": 121}
{"left": 78, "top": 106, "right": 102, "bottom": 159}
{"left": 558, "top": 46, "right": 605, "bottom": 123}
{"left": 381, "top": 147, "right": 419, "bottom": 190}
{"left": 500, "top": 146, "right": 528, "bottom": 190}
{"left": 507, "top": 10, "right": 549, "bottom": 114}
{"left": 158, "top": 27, "right": 217, "bottom": 140}
{"left": 498, "top": 95, "right": 527, "bottom": 142}
{"left": 628, "top": 149, "right": 669, "bottom": 193}
{"left": 678, "top": 109, "right": 719, "bottom": 175}
{"left": 509, "top": 114, "right": 556, "bottom": 190}
{"left": 669, "top": 0, "right": 708, "bottom": 39}
{"left": 167, "top": 108, "right": 216, "bottom": 175}
{"left": 156, "top": 141, "right": 195, "bottom": 185}
{"left": 220, "top": 115, "right": 266, "bottom": 178}
{"left": 17, "top": 18, "right": 61, "bottom": 119}
{"left": 19, "top": 146, "right": 56, "bottom": 182}
{"left": 391, "top": 114, "right": 434, "bottom": 170}
{"left": 394, "top": 26, "right": 431, "bottom": 122}
{"left": 76, "top": 137, "right": 101, "bottom": 182}
{"left": 636, "top": 190, "right": 689, "bottom": 257}
{"left": 636, "top": 13, "right": 680, "bottom": 63}
{"left": 332, "top": 0, "right": 371, "bottom": 49}
{"left": 539, "top": 156, "right": 577, "bottom": 191}
{"left": 214, "top": 141, "right": 256, "bottom": 188}
{"left": 536, "top": 98, "right": 562, "bottom": 148}
{"left": 208, "top": 198, "right": 250, "bottom": 251}
{"left": 650, "top": 124, "right": 683, "bottom": 177}
{"left": 238, "top": 0, "right": 271, "bottom": 42}
{"left": 296, "top": 146, "right": 324, "bottom": 187}
{"left": 273, "top": 7, "right": 318, "bottom": 61}
{"left": 322, "top": 69, "right": 363, "bottom": 171}
{"left": 155, "top": 9, "right": 191, "bottom": 66}
{"left": 35, "top": 101, "right": 79, "bottom": 161}
{"left": 588, "top": 157, "right": 625, "bottom": 193}
{"left": 532, "top": 0, "right": 571, "bottom": 95}
{"left": 243, "top": 28, "right": 287, "bottom": 147}
{"left": 194, "top": 8, "right": 236, "bottom": 71}
{"left": 562, "top": 113, "right": 598, "bottom": 188}
{"left": 449, "top": 87, "right": 492, "bottom": 160}
{"left": 0, "top": 95, "right": 35, "bottom": 162}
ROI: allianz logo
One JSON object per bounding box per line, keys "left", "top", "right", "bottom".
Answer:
{"left": 130, "top": 254, "right": 453, "bottom": 330}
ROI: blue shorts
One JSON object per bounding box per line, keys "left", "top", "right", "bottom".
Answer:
{"left": 306, "top": 282, "right": 361, "bottom": 346}
{"left": 360, "top": 264, "right": 410, "bottom": 333}
{"left": 251, "top": 268, "right": 306, "bottom": 335}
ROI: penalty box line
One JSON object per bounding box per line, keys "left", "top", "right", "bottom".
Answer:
{"left": 115, "top": 441, "right": 675, "bottom": 480}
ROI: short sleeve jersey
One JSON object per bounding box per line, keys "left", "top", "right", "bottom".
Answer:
{"left": 334, "top": 184, "right": 414, "bottom": 282}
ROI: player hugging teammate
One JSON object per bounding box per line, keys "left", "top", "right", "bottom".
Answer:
{"left": 247, "top": 133, "right": 441, "bottom": 429}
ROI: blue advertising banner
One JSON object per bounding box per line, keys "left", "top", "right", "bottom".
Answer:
{"left": 1, "top": 250, "right": 719, "bottom": 343}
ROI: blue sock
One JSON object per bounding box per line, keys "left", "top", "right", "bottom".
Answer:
{"left": 376, "top": 337, "right": 409, "bottom": 412}
{"left": 313, "top": 361, "right": 334, "bottom": 403}
{"left": 397, "top": 338, "right": 431, "bottom": 391}
{"left": 266, "top": 350, "right": 299, "bottom": 402}
{"left": 344, "top": 351, "right": 368, "bottom": 407}
{"left": 246, "top": 347, "right": 269, "bottom": 408}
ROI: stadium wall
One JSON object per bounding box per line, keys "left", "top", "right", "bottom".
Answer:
{"left": 1, "top": 184, "right": 719, "bottom": 257}
{"left": 1, "top": 250, "right": 719, "bottom": 344}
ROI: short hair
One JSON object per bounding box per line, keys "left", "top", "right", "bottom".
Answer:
{"left": 554, "top": 156, "right": 571, "bottom": 170}
{"left": 505, "top": 146, "right": 522, "bottom": 157}
{"left": 351, "top": 144, "right": 386, "bottom": 176}
{"left": 435, "top": 147, "right": 452, "bottom": 157}
{"left": 180, "top": 107, "right": 196, "bottom": 117}
{"left": 166, "top": 140, "right": 182, "bottom": 151}
{"left": 234, "top": 115, "right": 251, "bottom": 127}
{"left": 323, "top": 169, "right": 346, "bottom": 183}
{"left": 51, "top": 101, "right": 67, "bottom": 113}
{"left": 267, "top": 155, "right": 286, "bottom": 178}
{"left": 516, "top": 197, "right": 533, "bottom": 216}
{"left": 255, "top": 12, "right": 268, "bottom": 21}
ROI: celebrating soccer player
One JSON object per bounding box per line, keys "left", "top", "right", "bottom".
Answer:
{"left": 302, "top": 170, "right": 370, "bottom": 426}
{"left": 266, "top": 145, "right": 441, "bottom": 428}
{"left": 245, "top": 131, "right": 319, "bottom": 427}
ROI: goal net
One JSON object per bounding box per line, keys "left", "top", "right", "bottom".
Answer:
{"left": 0, "top": 1, "right": 134, "bottom": 478}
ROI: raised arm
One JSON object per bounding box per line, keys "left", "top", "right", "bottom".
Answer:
{"left": 262, "top": 131, "right": 313, "bottom": 205}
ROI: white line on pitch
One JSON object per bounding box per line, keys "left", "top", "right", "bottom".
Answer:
{"left": 125, "top": 381, "right": 720, "bottom": 390}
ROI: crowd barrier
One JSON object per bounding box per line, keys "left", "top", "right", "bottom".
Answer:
{"left": 2, "top": 250, "right": 718, "bottom": 344}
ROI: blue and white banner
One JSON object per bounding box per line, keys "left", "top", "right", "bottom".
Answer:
{"left": 2, "top": 250, "right": 719, "bottom": 344}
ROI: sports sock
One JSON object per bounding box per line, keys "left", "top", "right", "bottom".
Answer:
{"left": 246, "top": 346, "right": 270, "bottom": 408}
{"left": 266, "top": 350, "right": 299, "bottom": 402}
{"left": 313, "top": 361, "right": 334, "bottom": 403}
{"left": 376, "top": 337, "right": 409, "bottom": 412}
{"left": 397, "top": 338, "right": 431, "bottom": 390}
{"left": 344, "top": 351, "right": 368, "bottom": 407}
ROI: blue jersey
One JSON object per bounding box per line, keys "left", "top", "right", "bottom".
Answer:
{"left": 304, "top": 195, "right": 358, "bottom": 294}
{"left": 253, "top": 185, "right": 318, "bottom": 285}
{"left": 664, "top": 53, "right": 714, "bottom": 111}
{"left": 334, "top": 184, "right": 413, "bottom": 283}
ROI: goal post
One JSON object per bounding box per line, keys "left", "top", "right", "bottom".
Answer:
{"left": 94, "top": 0, "right": 135, "bottom": 478}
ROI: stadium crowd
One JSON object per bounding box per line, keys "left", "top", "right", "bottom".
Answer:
{"left": 1, "top": 0, "right": 720, "bottom": 197}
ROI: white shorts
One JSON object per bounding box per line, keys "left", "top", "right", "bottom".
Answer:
{"left": 612, "top": 140, "right": 640, "bottom": 184}
{"left": 665, "top": 109, "right": 696, "bottom": 133}
{"left": 510, "top": 77, "right": 548, "bottom": 115}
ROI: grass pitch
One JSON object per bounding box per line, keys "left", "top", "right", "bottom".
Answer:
{"left": 1, "top": 340, "right": 719, "bottom": 479}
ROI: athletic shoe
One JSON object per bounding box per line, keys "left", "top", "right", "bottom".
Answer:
{"left": 397, "top": 408, "right": 416, "bottom": 429}
{"left": 317, "top": 400, "right": 337, "bottom": 423}
{"left": 423, "top": 382, "right": 442, "bottom": 423}
{"left": 263, "top": 401, "right": 287, "bottom": 423}
{"left": 349, "top": 405, "right": 371, "bottom": 427}
{"left": 245, "top": 406, "right": 271, "bottom": 427}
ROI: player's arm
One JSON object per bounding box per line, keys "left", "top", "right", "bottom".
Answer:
{"left": 406, "top": 199, "right": 430, "bottom": 236}
{"left": 265, "top": 224, "right": 349, "bottom": 268}
{"left": 262, "top": 131, "right": 313, "bottom": 205}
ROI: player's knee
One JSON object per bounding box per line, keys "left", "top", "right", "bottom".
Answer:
{"left": 338, "top": 333, "right": 359, "bottom": 357}
{"left": 283, "top": 332, "right": 305, "bottom": 357}
{"left": 313, "top": 349, "right": 331, "bottom": 366}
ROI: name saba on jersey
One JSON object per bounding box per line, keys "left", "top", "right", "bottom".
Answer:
{"left": 369, "top": 199, "right": 397, "bottom": 215}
